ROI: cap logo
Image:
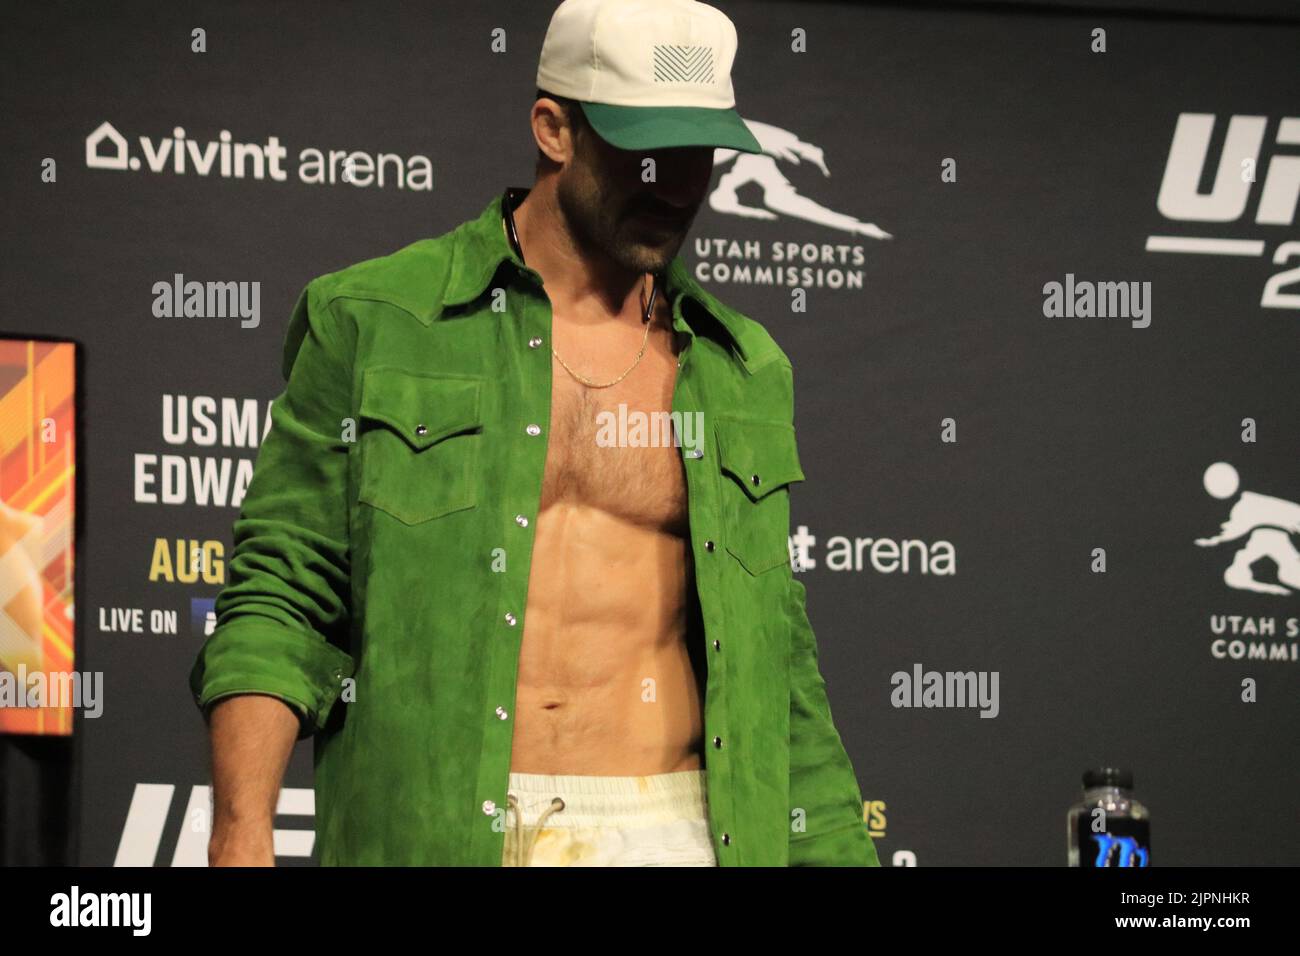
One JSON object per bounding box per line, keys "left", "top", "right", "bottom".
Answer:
{"left": 652, "top": 44, "right": 715, "bottom": 84}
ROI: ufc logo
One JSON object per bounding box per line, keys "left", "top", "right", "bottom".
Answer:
{"left": 1157, "top": 113, "right": 1299, "bottom": 226}
{"left": 114, "top": 783, "right": 314, "bottom": 866}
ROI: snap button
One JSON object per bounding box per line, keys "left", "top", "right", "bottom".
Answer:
{"left": 415, "top": 424, "right": 428, "bottom": 436}
{"left": 504, "top": 612, "right": 517, "bottom": 626}
{"left": 482, "top": 800, "right": 496, "bottom": 815}
{"left": 526, "top": 424, "right": 541, "bottom": 436}
{"left": 750, "top": 474, "right": 761, "bottom": 486}
{"left": 528, "top": 336, "right": 543, "bottom": 348}
{"left": 705, "top": 540, "right": 715, "bottom": 552}
{"left": 713, "top": 736, "right": 723, "bottom": 748}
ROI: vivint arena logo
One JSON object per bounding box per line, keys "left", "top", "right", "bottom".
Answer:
{"left": 788, "top": 525, "right": 955, "bottom": 576}
{"left": 1195, "top": 461, "right": 1299, "bottom": 665}
{"left": 85, "top": 121, "right": 432, "bottom": 190}
{"left": 115, "top": 783, "right": 313, "bottom": 866}
{"left": 1150, "top": 113, "right": 1299, "bottom": 309}
{"left": 694, "top": 119, "right": 892, "bottom": 293}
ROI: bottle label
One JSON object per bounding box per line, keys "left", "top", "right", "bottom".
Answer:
{"left": 1077, "top": 817, "right": 1151, "bottom": 866}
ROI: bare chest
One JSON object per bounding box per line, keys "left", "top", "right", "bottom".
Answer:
{"left": 540, "top": 315, "right": 689, "bottom": 534}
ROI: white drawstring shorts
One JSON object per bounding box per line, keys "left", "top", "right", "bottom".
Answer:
{"left": 502, "top": 769, "right": 718, "bottom": 867}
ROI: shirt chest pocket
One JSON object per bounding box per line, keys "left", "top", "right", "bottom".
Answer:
{"left": 715, "top": 417, "right": 805, "bottom": 575}
{"left": 357, "top": 366, "right": 484, "bottom": 526}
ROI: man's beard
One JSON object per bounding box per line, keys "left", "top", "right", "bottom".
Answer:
{"left": 556, "top": 171, "right": 692, "bottom": 276}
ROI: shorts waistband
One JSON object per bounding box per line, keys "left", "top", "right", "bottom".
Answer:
{"left": 505, "top": 770, "right": 708, "bottom": 827}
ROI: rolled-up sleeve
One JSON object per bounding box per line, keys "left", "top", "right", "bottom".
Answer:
{"left": 189, "top": 279, "right": 357, "bottom": 740}
{"left": 786, "top": 574, "right": 881, "bottom": 866}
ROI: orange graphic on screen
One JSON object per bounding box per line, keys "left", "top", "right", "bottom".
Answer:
{"left": 0, "top": 340, "right": 75, "bottom": 735}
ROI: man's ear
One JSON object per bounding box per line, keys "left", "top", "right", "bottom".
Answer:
{"left": 532, "top": 97, "right": 571, "bottom": 167}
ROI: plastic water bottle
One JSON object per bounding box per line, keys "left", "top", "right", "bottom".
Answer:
{"left": 1067, "top": 768, "right": 1151, "bottom": 866}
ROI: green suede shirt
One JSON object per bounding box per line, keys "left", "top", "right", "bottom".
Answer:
{"left": 189, "top": 187, "right": 880, "bottom": 867}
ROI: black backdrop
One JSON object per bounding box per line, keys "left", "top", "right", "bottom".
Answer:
{"left": 2, "top": 0, "right": 1297, "bottom": 866}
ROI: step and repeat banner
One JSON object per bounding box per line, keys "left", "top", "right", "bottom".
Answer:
{"left": 2, "top": 0, "right": 1296, "bottom": 865}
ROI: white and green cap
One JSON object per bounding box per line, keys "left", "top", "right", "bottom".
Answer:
{"left": 536, "top": 0, "right": 762, "bottom": 154}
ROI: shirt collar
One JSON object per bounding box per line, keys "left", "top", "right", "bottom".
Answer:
{"left": 440, "top": 187, "right": 750, "bottom": 364}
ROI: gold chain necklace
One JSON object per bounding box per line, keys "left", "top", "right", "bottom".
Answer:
{"left": 551, "top": 275, "right": 655, "bottom": 389}
{"left": 503, "top": 192, "right": 660, "bottom": 389}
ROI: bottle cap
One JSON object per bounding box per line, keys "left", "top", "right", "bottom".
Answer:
{"left": 1083, "top": 767, "right": 1134, "bottom": 789}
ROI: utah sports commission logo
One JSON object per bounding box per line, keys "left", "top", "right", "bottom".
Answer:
{"left": 1196, "top": 462, "right": 1300, "bottom": 664}
{"left": 694, "top": 117, "right": 892, "bottom": 292}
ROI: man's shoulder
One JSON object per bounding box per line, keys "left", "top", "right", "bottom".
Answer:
{"left": 703, "top": 295, "right": 793, "bottom": 375}
{"left": 305, "top": 222, "right": 467, "bottom": 323}
{"left": 724, "top": 305, "right": 792, "bottom": 374}
{"left": 671, "top": 261, "right": 792, "bottom": 375}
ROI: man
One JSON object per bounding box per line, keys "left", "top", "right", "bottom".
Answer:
{"left": 190, "top": 0, "right": 879, "bottom": 867}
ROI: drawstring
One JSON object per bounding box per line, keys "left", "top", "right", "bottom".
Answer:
{"left": 506, "top": 792, "right": 566, "bottom": 866}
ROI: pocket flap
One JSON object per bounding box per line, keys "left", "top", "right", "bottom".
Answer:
{"left": 360, "top": 366, "right": 483, "bottom": 451}
{"left": 716, "top": 417, "right": 806, "bottom": 502}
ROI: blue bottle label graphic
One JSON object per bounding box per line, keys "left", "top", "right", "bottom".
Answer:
{"left": 1077, "top": 818, "right": 1151, "bottom": 866}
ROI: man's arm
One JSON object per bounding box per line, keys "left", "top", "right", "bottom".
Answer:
{"left": 205, "top": 695, "right": 299, "bottom": 865}
{"left": 786, "top": 572, "right": 881, "bottom": 866}
{"left": 189, "top": 279, "right": 358, "bottom": 864}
